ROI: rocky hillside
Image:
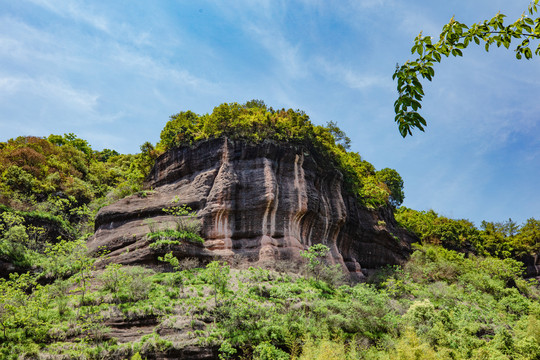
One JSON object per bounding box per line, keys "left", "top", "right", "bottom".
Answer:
{"left": 89, "top": 137, "right": 415, "bottom": 278}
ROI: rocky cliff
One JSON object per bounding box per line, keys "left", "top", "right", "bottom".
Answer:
{"left": 89, "top": 138, "right": 415, "bottom": 278}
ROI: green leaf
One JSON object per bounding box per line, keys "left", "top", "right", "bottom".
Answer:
{"left": 393, "top": 3, "right": 540, "bottom": 138}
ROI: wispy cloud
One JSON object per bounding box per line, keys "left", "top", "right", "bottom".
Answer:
{"left": 110, "top": 46, "right": 217, "bottom": 92}
{"left": 208, "top": 1, "right": 307, "bottom": 79}
{"left": 0, "top": 75, "right": 99, "bottom": 113}
{"left": 316, "top": 58, "right": 392, "bottom": 91}
{"left": 1, "top": 2, "right": 218, "bottom": 121}
{"left": 245, "top": 23, "right": 306, "bottom": 79}
{"left": 24, "top": 0, "right": 110, "bottom": 33}
{"left": 298, "top": 0, "right": 391, "bottom": 12}
{"left": 0, "top": 16, "right": 61, "bottom": 62}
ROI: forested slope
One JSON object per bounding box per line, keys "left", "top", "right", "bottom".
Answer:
{"left": 0, "top": 101, "right": 538, "bottom": 359}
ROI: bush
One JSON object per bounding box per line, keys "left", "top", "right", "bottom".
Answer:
{"left": 253, "top": 342, "right": 290, "bottom": 360}
{"left": 298, "top": 337, "right": 358, "bottom": 360}
{"left": 403, "top": 299, "right": 436, "bottom": 335}
{"left": 99, "top": 264, "right": 153, "bottom": 302}
{"left": 147, "top": 201, "right": 204, "bottom": 250}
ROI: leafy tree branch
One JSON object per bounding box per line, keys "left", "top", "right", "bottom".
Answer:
{"left": 393, "top": 0, "right": 540, "bottom": 137}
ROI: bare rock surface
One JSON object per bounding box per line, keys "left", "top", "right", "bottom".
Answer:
{"left": 89, "top": 138, "right": 415, "bottom": 278}
{"left": 104, "top": 315, "right": 158, "bottom": 343}
{"left": 521, "top": 253, "right": 540, "bottom": 278}
{"left": 0, "top": 258, "right": 21, "bottom": 279}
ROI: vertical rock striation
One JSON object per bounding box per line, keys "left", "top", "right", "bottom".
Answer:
{"left": 89, "top": 138, "right": 414, "bottom": 278}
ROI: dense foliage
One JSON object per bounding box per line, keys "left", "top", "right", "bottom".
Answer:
{"left": 0, "top": 134, "right": 154, "bottom": 269}
{"left": 396, "top": 207, "right": 540, "bottom": 259}
{"left": 0, "top": 243, "right": 539, "bottom": 359}
{"left": 158, "top": 101, "right": 404, "bottom": 208}
{"left": 0, "top": 102, "right": 539, "bottom": 359}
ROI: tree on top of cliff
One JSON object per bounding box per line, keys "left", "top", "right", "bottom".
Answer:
{"left": 377, "top": 168, "right": 405, "bottom": 208}
{"left": 157, "top": 101, "right": 405, "bottom": 208}
{"left": 393, "top": 0, "right": 540, "bottom": 137}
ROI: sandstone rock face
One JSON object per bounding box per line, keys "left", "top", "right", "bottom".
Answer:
{"left": 521, "top": 254, "right": 540, "bottom": 279}
{"left": 89, "top": 138, "right": 415, "bottom": 278}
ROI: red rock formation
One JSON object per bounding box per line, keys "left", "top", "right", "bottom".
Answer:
{"left": 89, "top": 138, "right": 415, "bottom": 279}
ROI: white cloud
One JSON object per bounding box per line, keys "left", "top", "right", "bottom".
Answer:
{"left": 297, "top": 0, "right": 390, "bottom": 12}
{"left": 316, "top": 58, "right": 392, "bottom": 91}
{"left": 0, "top": 75, "right": 98, "bottom": 112}
{"left": 398, "top": 10, "right": 443, "bottom": 38}
{"left": 206, "top": 1, "right": 307, "bottom": 79}
{"left": 0, "top": 74, "right": 126, "bottom": 129}
{"left": 245, "top": 23, "right": 306, "bottom": 79}
{"left": 0, "top": 77, "right": 21, "bottom": 94}
{"left": 24, "top": 0, "right": 110, "bottom": 33}
{"left": 110, "top": 46, "right": 217, "bottom": 92}
{"left": 0, "top": 16, "right": 59, "bottom": 61}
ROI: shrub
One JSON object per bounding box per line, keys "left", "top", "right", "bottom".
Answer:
{"left": 297, "top": 337, "right": 358, "bottom": 360}
{"left": 2, "top": 166, "right": 35, "bottom": 194}
{"left": 99, "top": 264, "right": 153, "bottom": 302}
{"left": 147, "top": 201, "right": 203, "bottom": 250}
{"left": 253, "top": 342, "right": 290, "bottom": 360}
{"left": 403, "top": 299, "right": 436, "bottom": 335}
{"left": 391, "top": 328, "right": 438, "bottom": 360}
{"left": 205, "top": 261, "right": 230, "bottom": 304}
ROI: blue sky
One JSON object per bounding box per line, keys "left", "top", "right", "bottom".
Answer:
{"left": 1, "top": 0, "right": 539, "bottom": 227}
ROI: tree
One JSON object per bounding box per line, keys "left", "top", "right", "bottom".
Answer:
{"left": 206, "top": 260, "right": 230, "bottom": 305}
{"left": 393, "top": 0, "right": 540, "bottom": 137}
{"left": 243, "top": 99, "right": 267, "bottom": 109}
{"left": 515, "top": 218, "right": 540, "bottom": 255}
{"left": 300, "top": 243, "right": 330, "bottom": 280}
{"left": 376, "top": 168, "right": 405, "bottom": 207}
{"left": 326, "top": 121, "right": 351, "bottom": 150}
{"left": 158, "top": 252, "right": 185, "bottom": 296}
{"left": 159, "top": 110, "right": 200, "bottom": 148}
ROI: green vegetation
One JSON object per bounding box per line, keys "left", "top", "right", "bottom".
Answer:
{"left": 0, "top": 134, "right": 152, "bottom": 209}
{"left": 0, "top": 243, "right": 538, "bottom": 359}
{"left": 0, "top": 102, "right": 539, "bottom": 359}
{"left": 396, "top": 207, "right": 540, "bottom": 258}
{"left": 158, "top": 100, "right": 404, "bottom": 208}
{"left": 0, "top": 133, "right": 155, "bottom": 271}
{"left": 146, "top": 200, "right": 204, "bottom": 251}
{"left": 393, "top": 0, "right": 540, "bottom": 136}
